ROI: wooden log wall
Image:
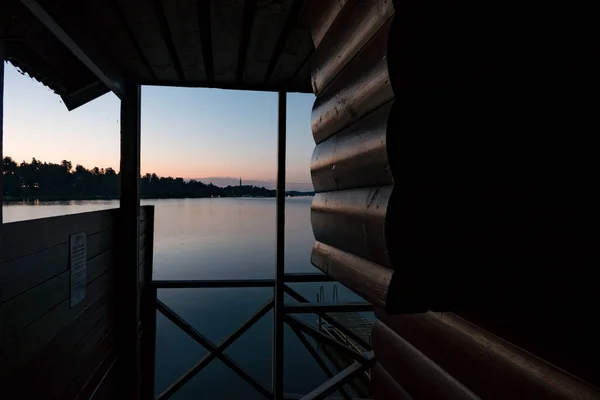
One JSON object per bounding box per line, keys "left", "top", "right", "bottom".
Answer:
{"left": 0, "top": 206, "right": 155, "bottom": 399}
{"left": 307, "top": 0, "right": 598, "bottom": 398}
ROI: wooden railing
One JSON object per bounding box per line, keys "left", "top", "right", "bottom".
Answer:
{"left": 147, "top": 274, "right": 375, "bottom": 400}
{"left": 0, "top": 206, "right": 156, "bottom": 400}
{"left": 1, "top": 209, "right": 118, "bottom": 398}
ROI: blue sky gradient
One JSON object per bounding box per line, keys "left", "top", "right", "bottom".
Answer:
{"left": 3, "top": 63, "right": 316, "bottom": 188}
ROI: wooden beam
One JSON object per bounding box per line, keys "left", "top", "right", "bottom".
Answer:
{"left": 284, "top": 302, "right": 372, "bottom": 314}
{"left": 150, "top": 274, "right": 333, "bottom": 288}
{"left": 286, "top": 395, "right": 371, "bottom": 400}
{"left": 273, "top": 91, "right": 287, "bottom": 400}
{"left": 117, "top": 79, "right": 141, "bottom": 400}
{"left": 300, "top": 354, "right": 375, "bottom": 400}
{"left": 18, "top": 0, "right": 124, "bottom": 98}
{"left": 283, "top": 273, "right": 334, "bottom": 283}
{"left": 138, "top": 78, "right": 311, "bottom": 93}
{"left": 151, "top": 278, "right": 275, "bottom": 289}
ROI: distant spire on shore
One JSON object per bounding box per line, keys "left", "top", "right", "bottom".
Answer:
{"left": 239, "top": 177, "right": 242, "bottom": 187}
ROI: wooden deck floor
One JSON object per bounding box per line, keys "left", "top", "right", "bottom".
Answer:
{"left": 326, "top": 312, "right": 373, "bottom": 350}
{"left": 316, "top": 311, "right": 374, "bottom": 398}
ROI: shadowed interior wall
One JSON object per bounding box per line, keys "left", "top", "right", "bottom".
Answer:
{"left": 0, "top": 206, "right": 154, "bottom": 399}
{"left": 306, "top": 0, "right": 598, "bottom": 398}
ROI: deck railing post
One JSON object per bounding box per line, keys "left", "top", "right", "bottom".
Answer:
{"left": 273, "top": 91, "right": 287, "bottom": 400}
{"left": 141, "top": 206, "right": 156, "bottom": 400}
{"left": 118, "top": 79, "right": 142, "bottom": 400}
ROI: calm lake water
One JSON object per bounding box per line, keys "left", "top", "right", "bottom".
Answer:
{"left": 3, "top": 197, "right": 366, "bottom": 399}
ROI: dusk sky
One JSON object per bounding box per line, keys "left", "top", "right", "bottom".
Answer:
{"left": 3, "top": 63, "right": 316, "bottom": 188}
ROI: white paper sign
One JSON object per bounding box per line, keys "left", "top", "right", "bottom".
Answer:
{"left": 70, "top": 232, "right": 87, "bottom": 307}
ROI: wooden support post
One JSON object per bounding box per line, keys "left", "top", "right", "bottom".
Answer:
{"left": 118, "top": 80, "right": 141, "bottom": 400}
{"left": 284, "top": 302, "right": 373, "bottom": 314}
{"left": 273, "top": 91, "right": 287, "bottom": 400}
{"left": 140, "top": 207, "right": 156, "bottom": 400}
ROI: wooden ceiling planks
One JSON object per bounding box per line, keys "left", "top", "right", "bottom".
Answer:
{"left": 268, "top": 0, "right": 314, "bottom": 88}
{"left": 158, "top": 0, "right": 206, "bottom": 82}
{"left": 6, "top": 0, "right": 315, "bottom": 110}
{"left": 83, "top": 0, "right": 154, "bottom": 81}
{"left": 5, "top": 2, "right": 86, "bottom": 97}
{"left": 20, "top": 0, "right": 124, "bottom": 105}
{"left": 243, "top": 0, "right": 295, "bottom": 84}
{"left": 210, "top": 0, "right": 245, "bottom": 84}
{"left": 115, "top": 0, "right": 178, "bottom": 81}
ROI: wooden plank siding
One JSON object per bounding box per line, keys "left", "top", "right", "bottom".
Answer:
{"left": 1, "top": 210, "right": 114, "bottom": 262}
{"left": 307, "top": 0, "right": 598, "bottom": 398}
{"left": 0, "top": 206, "right": 155, "bottom": 399}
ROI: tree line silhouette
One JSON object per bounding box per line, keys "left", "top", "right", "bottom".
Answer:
{"left": 2, "top": 157, "right": 285, "bottom": 200}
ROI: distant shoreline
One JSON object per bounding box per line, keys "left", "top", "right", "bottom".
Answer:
{"left": 2, "top": 193, "right": 315, "bottom": 203}
{"left": 3, "top": 156, "right": 314, "bottom": 202}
